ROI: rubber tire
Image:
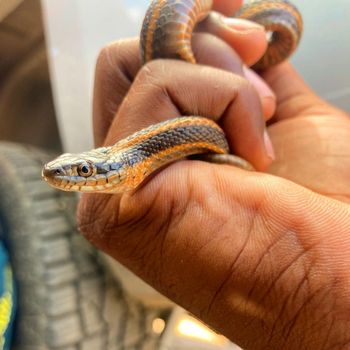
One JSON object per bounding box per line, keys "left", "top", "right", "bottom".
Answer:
{"left": 0, "top": 142, "right": 165, "bottom": 350}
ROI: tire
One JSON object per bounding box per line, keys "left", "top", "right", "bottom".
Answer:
{"left": 0, "top": 142, "right": 166, "bottom": 350}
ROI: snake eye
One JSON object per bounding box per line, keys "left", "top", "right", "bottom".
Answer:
{"left": 78, "top": 163, "right": 94, "bottom": 177}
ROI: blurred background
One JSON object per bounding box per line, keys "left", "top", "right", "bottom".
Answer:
{"left": 0, "top": 0, "right": 349, "bottom": 349}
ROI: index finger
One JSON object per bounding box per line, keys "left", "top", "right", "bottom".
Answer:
{"left": 93, "top": 32, "right": 270, "bottom": 147}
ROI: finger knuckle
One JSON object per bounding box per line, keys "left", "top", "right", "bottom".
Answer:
{"left": 231, "top": 74, "right": 253, "bottom": 94}
{"left": 96, "top": 39, "right": 139, "bottom": 81}
{"left": 134, "top": 60, "right": 171, "bottom": 101}
{"left": 96, "top": 44, "right": 116, "bottom": 72}
{"left": 96, "top": 40, "right": 125, "bottom": 70}
{"left": 136, "top": 59, "right": 165, "bottom": 84}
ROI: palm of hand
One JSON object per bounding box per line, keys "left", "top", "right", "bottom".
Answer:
{"left": 270, "top": 113, "right": 350, "bottom": 203}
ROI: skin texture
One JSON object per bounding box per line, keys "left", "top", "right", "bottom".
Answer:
{"left": 78, "top": 0, "right": 350, "bottom": 349}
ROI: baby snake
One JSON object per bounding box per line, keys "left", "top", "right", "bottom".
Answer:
{"left": 42, "top": 0, "right": 303, "bottom": 193}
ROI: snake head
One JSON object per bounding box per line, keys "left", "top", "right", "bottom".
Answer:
{"left": 42, "top": 147, "right": 126, "bottom": 193}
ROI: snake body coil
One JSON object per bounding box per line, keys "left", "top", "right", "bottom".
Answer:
{"left": 43, "top": 0, "right": 303, "bottom": 193}
{"left": 140, "top": 0, "right": 303, "bottom": 68}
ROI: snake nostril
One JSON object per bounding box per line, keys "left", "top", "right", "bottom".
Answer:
{"left": 42, "top": 166, "right": 64, "bottom": 179}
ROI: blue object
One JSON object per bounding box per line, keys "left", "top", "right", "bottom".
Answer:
{"left": 0, "top": 242, "right": 16, "bottom": 350}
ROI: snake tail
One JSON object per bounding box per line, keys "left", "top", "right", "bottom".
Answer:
{"left": 237, "top": 0, "right": 303, "bottom": 69}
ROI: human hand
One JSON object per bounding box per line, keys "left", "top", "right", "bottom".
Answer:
{"left": 78, "top": 0, "right": 350, "bottom": 349}
{"left": 263, "top": 63, "right": 350, "bottom": 202}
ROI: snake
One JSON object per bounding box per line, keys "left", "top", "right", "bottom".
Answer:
{"left": 42, "top": 0, "right": 303, "bottom": 193}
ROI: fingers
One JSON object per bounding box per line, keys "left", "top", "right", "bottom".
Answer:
{"left": 94, "top": 34, "right": 274, "bottom": 149}
{"left": 196, "top": 12, "right": 268, "bottom": 67}
{"left": 78, "top": 160, "right": 350, "bottom": 349}
{"left": 104, "top": 56, "right": 271, "bottom": 170}
{"left": 182, "top": 34, "right": 275, "bottom": 122}
{"left": 93, "top": 38, "right": 140, "bottom": 146}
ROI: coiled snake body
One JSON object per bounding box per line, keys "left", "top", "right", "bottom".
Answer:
{"left": 43, "top": 0, "right": 303, "bottom": 193}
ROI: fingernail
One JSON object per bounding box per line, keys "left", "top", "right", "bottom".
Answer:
{"left": 222, "top": 18, "right": 265, "bottom": 32}
{"left": 264, "top": 129, "right": 275, "bottom": 161}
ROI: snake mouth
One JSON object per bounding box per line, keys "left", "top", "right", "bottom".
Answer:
{"left": 41, "top": 165, "right": 71, "bottom": 191}
{"left": 42, "top": 164, "right": 116, "bottom": 193}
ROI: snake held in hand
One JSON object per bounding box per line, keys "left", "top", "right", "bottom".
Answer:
{"left": 42, "top": 0, "right": 303, "bottom": 193}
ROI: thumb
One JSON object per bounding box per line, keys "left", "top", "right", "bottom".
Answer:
{"left": 261, "top": 62, "right": 337, "bottom": 121}
{"left": 78, "top": 162, "right": 350, "bottom": 349}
